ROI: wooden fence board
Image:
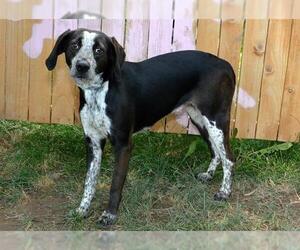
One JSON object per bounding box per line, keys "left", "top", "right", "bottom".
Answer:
{"left": 102, "top": 0, "right": 125, "bottom": 19}
{"left": 78, "top": 0, "right": 102, "bottom": 15}
{"left": 125, "top": 19, "right": 150, "bottom": 61}
{"left": 235, "top": 0, "right": 269, "bottom": 139}
{"left": 55, "top": 0, "right": 78, "bottom": 19}
{"left": 245, "top": 0, "right": 269, "bottom": 19}
{"left": 1, "top": 1, "right": 300, "bottom": 142}
{"left": 196, "top": 20, "right": 220, "bottom": 55}
{"left": 218, "top": 0, "right": 245, "bottom": 132}
{"left": 101, "top": 0, "right": 126, "bottom": 45}
{"left": 0, "top": 1, "right": 7, "bottom": 20}
{"left": 196, "top": 0, "right": 221, "bottom": 55}
{"left": 28, "top": 20, "right": 53, "bottom": 123}
{"left": 148, "top": 0, "right": 173, "bottom": 133}
{"left": 278, "top": 20, "right": 300, "bottom": 142}
{"left": 218, "top": 19, "right": 244, "bottom": 131}
{"left": 51, "top": 19, "right": 78, "bottom": 124}
{"left": 256, "top": 20, "right": 293, "bottom": 140}
{"left": 125, "top": 0, "right": 150, "bottom": 62}
{"left": 0, "top": 20, "right": 6, "bottom": 118}
{"left": 5, "top": 20, "right": 31, "bottom": 121}
{"left": 165, "top": 0, "right": 196, "bottom": 134}
{"left": 268, "top": 0, "right": 294, "bottom": 19}
{"left": 192, "top": 0, "right": 221, "bottom": 135}
{"left": 293, "top": 0, "right": 300, "bottom": 19}
{"left": 148, "top": 0, "right": 173, "bottom": 58}
{"left": 219, "top": 0, "right": 244, "bottom": 134}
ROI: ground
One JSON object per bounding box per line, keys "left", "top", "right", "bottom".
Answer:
{"left": 0, "top": 120, "right": 299, "bottom": 230}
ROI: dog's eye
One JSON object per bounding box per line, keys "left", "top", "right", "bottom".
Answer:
{"left": 95, "top": 48, "right": 104, "bottom": 54}
{"left": 72, "top": 43, "right": 80, "bottom": 50}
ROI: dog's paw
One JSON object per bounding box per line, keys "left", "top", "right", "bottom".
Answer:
{"left": 213, "top": 191, "right": 230, "bottom": 201}
{"left": 197, "top": 172, "right": 213, "bottom": 183}
{"left": 74, "top": 206, "right": 89, "bottom": 218}
{"left": 97, "top": 211, "right": 117, "bottom": 227}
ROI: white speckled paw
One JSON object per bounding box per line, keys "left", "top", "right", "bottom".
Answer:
{"left": 197, "top": 172, "right": 213, "bottom": 183}
{"left": 213, "top": 191, "right": 230, "bottom": 201}
{"left": 75, "top": 206, "right": 89, "bottom": 218}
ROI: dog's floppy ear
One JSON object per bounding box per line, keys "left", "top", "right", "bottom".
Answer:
{"left": 111, "top": 37, "right": 126, "bottom": 68}
{"left": 45, "top": 29, "right": 73, "bottom": 71}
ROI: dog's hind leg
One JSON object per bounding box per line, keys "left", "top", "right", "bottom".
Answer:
{"left": 187, "top": 104, "right": 234, "bottom": 201}
{"left": 76, "top": 137, "right": 106, "bottom": 217}
{"left": 190, "top": 118, "right": 221, "bottom": 182}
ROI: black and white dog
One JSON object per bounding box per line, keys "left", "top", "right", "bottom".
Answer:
{"left": 45, "top": 29, "right": 236, "bottom": 226}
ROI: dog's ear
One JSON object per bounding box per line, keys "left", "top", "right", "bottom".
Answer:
{"left": 45, "top": 29, "right": 73, "bottom": 71}
{"left": 111, "top": 37, "right": 126, "bottom": 68}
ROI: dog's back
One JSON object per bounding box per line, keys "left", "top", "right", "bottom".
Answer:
{"left": 119, "top": 50, "right": 235, "bottom": 131}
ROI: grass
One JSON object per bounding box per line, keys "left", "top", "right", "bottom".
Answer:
{"left": 0, "top": 120, "right": 299, "bottom": 230}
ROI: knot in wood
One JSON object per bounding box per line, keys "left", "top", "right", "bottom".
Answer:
{"left": 265, "top": 65, "right": 274, "bottom": 74}
{"left": 253, "top": 43, "right": 265, "bottom": 56}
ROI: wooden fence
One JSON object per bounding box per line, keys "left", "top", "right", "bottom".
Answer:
{"left": 0, "top": 0, "right": 299, "bottom": 142}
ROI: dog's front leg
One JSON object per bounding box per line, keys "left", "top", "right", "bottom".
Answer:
{"left": 97, "top": 137, "right": 132, "bottom": 226}
{"left": 76, "top": 137, "right": 106, "bottom": 217}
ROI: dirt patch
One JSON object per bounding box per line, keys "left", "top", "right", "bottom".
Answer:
{"left": 0, "top": 192, "right": 69, "bottom": 230}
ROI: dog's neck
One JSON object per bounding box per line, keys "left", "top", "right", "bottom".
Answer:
{"left": 81, "top": 81, "right": 109, "bottom": 108}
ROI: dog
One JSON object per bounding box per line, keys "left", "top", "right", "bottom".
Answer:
{"left": 45, "top": 28, "right": 236, "bottom": 226}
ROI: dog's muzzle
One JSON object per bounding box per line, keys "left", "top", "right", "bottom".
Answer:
{"left": 76, "top": 59, "right": 90, "bottom": 74}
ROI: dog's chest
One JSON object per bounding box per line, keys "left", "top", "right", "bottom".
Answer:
{"left": 80, "top": 82, "right": 111, "bottom": 141}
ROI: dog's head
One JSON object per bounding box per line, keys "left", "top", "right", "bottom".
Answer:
{"left": 45, "top": 29, "right": 125, "bottom": 89}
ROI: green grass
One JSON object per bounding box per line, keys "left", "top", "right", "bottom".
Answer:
{"left": 0, "top": 120, "right": 299, "bottom": 230}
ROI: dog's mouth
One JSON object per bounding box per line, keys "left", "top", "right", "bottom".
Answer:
{"left": 72, "top": 72, "right": 91, "bottom": 81}
{"left": 75, "top": 75, "right": 87, "bottom": 80}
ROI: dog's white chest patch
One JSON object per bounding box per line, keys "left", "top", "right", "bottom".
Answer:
{"left": 80, "top": 81, "right": 111, "bottom": 142}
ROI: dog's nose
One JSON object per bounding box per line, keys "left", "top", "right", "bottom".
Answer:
{"left": 76, "top": 60, "right": 90, "bottom": 73}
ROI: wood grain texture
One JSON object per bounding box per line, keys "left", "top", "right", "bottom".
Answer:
{"left": 28, "top": 20, "right": 53, "bottom": 123}
{"left": 102, "top": 0, "right": 125, "bottom": 19}
{"left": 77, "top": 20, "right": 102, "bottom": 31}
{"left": 268, "top": 0, "right": 294, "bottom": 19}
{"left": 196, "top": 19, "right": 220, "bottom": 55}
{"left": 1, "top": 0, "right": 300, "bottom": 142}
{"left": 148, "top": 0, "right": 173, "bottom": 58}
{"left": 218, "top": 0, "right": 245, "bottom": 133}
{"left": 219, "top": 19, "right": 244, "bottom": 130}
{"left": 235, "top": 19, "right": 269, "bottom": 139}
{"left": 5, "top": 20, "right": 31, "bottom": 121}
{"left": 278, "top": 20, "right": 300, "bottom": 142}
{"left": 101, "top": 0, "right": 126, "bottom": 45}
{"left": 293, "top": 0, "right": 300, "bottom": 19}
{"left": 125, "top": 20, "right": 150, "bottom": 62}
{"left": 0, "top": 0, "right": 7, "bottom": 20}
{"left": 165, "top": 0, "right": 196, "bottom": 134}
{"left": 0, "top": 20, "right": 6, "bottom": 118}
{"left": 51, "top": 19, "right": 77, "bottom": 124}
{"left": 197, "top": 0, "right": 221, "bottom": 55}
{"left": 192, "top": 0, "right": 221, "bottom": 135}
{"left": 256, "top": 20, "right": 293, "bottom": 140}
{"left": 102, "top": 20, "right": 125, "bottom": 46}
{"left": 125, "top": 0, "right": 150, "bottom": 62}
{"left": 78, "top": 0, "right": 101, "bottom": 14}
{"left": 198, "top": 0, "right": 221, "bottom": 19}
{"left": 245, "top": 0, "right": 269, "bottom": 19}
{"left": 54, "top": 0, "right": 78, "bottom": 19}
{"left": 148, "top": 0, "right": 173, "bottom": 133}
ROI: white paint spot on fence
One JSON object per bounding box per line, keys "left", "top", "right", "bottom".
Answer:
{"left": 238, "top": 88, "right": 256, "bottom": 109}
